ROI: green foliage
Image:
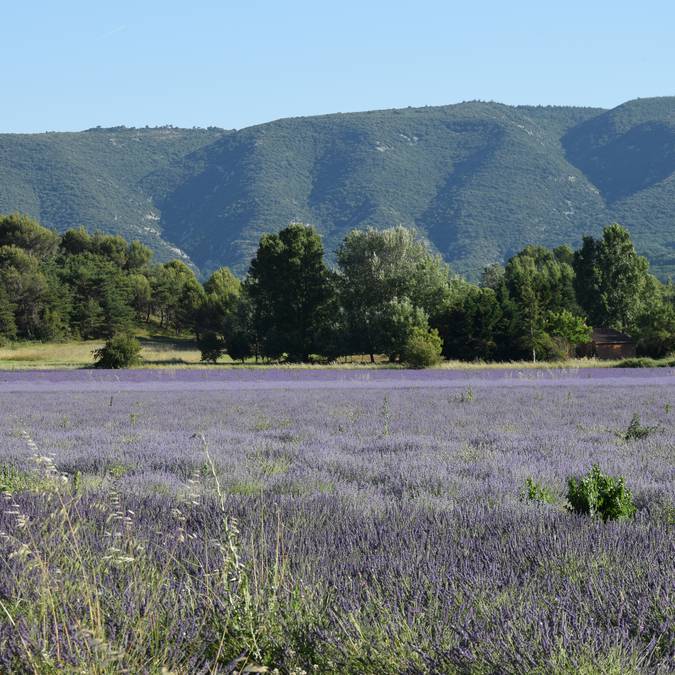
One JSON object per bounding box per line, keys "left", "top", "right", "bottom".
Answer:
{"left": 373, "top": 297, "right": 430, "bottom": 362}
{"left": 0, "top": 211, "right": 672, "bottom": 369}
{"left": 196, "top": 266, "right": 242, "bottom": 340}
{"left": 0, "top": 281, "right": 17, "bottom": 343}
{"left": 503, "top": 245, "right": 579, "bottom": 361}
{"left": 566, "top": 464, "right": 637, "bottom": 521}
{"left": 198, "top": 331, "right": 225, "bottom": 364}
{"left": 0, "top": 126, "right": 225, "bottom": 266}
{"left": 337, "top": 226, "right": 449, "bottom": 360}
{"left": 0, "top": 245, "right": 69, "bottom": 340}
{"left": 0, "top": 464, "right": 30, "bottom": 493}
{"left": 623, "top": 414, "right": 657, "bottom": 441}
{"left": 402, "top": 326, "right": 443, "bottom": 368}
{"left": 546, "top": 309, "right": 592, "bottom": 357}
{"left": 615, "top": 357, "right": 661, "bottom": 368}
{"left": 0, "top": 213, "right": 59, "bottom": 258}
{"left": 93, "top": 334, "right": 142, "bottom": 369}
{"left": 574, "top": 224, "right": 651, "bottom": 333}
{"left": 634, "top": 279, "right": 675, "bottom": 357}
{"left": 1, "top": 103, "right": 674, "bottom": 279}
{"left": 150, "top": 260, "right": 204, "bottom": 335}
{"left": 521, "top": 477, "right": 556, "bottom": 504}
{"left": 247, "top": 223, "right": 335, "bottom": 362}
{"left": 437, "top": 282, "right": 502, "bottom": 360}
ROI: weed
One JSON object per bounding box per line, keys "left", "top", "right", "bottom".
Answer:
{"left": 623, "top": 414, "right": 657, "bottom": 441}
{"left": 521, "top": 477, "right": 556, "bottom": 504}
{"left": 566, "top": 464, "right": 636, "bottom": 521}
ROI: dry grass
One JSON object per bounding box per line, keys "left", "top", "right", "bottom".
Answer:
{"left": 0, "top": 338, "right": 203, "bottom": 369}
{"left": 0, "top": 338, "right": 611, "bottom": 371}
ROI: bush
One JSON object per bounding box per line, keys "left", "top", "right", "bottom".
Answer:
{"left": 198, "top": 331, "right": 224, "bottom": 364}
{"left": 403, "top": 327, "right": 443, "bottom": 368}
{"left": 623, "top": 413, "right": 657, "bottom": 441}
{"left": 93, "top": 334, "right": 142, "bottom": 369}
{"left": 615, "top": 357, "right": 659, "bottom": 368}
{"left": 566, "top": 464, "right": 636, "bottom": 522}
{"left": 227, "top": 330, "right": 252, "bottom": 363}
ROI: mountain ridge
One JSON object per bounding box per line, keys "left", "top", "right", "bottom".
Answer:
{"left": 1, "top": 98, "right": 673, "bottom": 279}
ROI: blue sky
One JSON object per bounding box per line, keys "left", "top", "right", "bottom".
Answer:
{"left": 2, "top": 0, "right": 673, "bottom": 133}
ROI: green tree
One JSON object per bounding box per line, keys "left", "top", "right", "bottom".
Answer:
{"left": 480, "top": 263, "right": 505, "bottom": 290}
{"left": 337, "top": 226, "right": 449, "bottom": 361}
{"left": 60, "top": 227, "right": 92, "bottom": 256}
{"left": 128, "top": 273, "right": 152, "bottom": 322}
{"left": 438, "top": 282, "right": 503, "bottom": 361}
{"left": 596, "top": 224, "right": 650, "bottom": 332}
{"left": 151, "top": 261, "right": 204, "bottom": 335}
{"left": 125, "top": 241, "right": 153, "bottom": 272}
{"left": 634, "top": 278, "right": 675, "bottom": 357}
{"left": 247, "top": 223, "right": 334, "bottom": 361}
{"left": 503, "top": 245, "right": 578, "bottom": 361}
{"left": 372, "top": 297, "right": 430, "bottom": 362}
{"left": 0, "top": 281, "right": 17, "bottom": 343}
{"left": 0, "top": 246, "right": 67, "bottom": 339}
{"left": 0, "top": 213, "right": 59, "bottom": 259}
{"left": 60, "top": 253, "right": 134, "bottom": 338}
{"left": 546, "top": 309, "right": 592, "bottom": 357}
{"left": 402, "top": 326, "right": 443, "bottom": 368}
{"left": 574, "top": 224, "right": 650, "bottom": 333}
{"left": 91, "top": 233, "right": 129, "bottom": 268}
{"left": 197, "top": 267, "right": 241, "bottom": 332}
{"left": 93, "top": 334, "right": 142, "bottom": 369}
{"left": 573, "top": 236, "right": 603, "bottom": 325}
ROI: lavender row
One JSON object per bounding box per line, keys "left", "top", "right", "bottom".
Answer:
{"left": 0, "top": 375, "right": 672, "bottom": 671}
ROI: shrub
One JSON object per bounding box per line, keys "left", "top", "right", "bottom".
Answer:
{"left": 198, "top": 331, "right": 224, "bottom": 364}
{"left": 227, "top": 330, "right": 252, "bottom": 363}
{"left": 521, "top": 477, "right": 555, "bottom": 504}
{"left": 93, "top": 333, "right": 142, "bottom": 369}
{"left": 623, "top": 413, "right": 657, "bottom": 440}
{"left": 0, "top": 464, "right": 30, "bottom": 493}
{"left": 566, "top": 464, "right": 636, "bottom": 521}
{"left": 614, "top": 357, "right": 659, "bottom": 368}
{"left": 402, "top": 327, "right": 443, "bottom": 368}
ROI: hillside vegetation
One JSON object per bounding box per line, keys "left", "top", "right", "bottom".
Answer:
{"left": 1, "top": 98, "right": 674, "bottom": 278}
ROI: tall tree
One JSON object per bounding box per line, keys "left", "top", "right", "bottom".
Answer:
{"left": 247, "top": 223, "right": 334, "bottom": 361}
{"left": 0, "top": 281, "right": 17, "bottom": 343}
{"left": 337, "top": 226, "right": 449, "bottom": 361}
{"left": 195, "top": 267, "right": 242, "bottom": 355}
{"left": 151, "top": 261, "right": 204, "bottom": 335}
{"left": 574, "top": 224, "right": 651, "bottom": 333}
{"left": 438, "top": 282, "right": 503, "bottom": 361}
{"left": 0, "top": 213, "right": 59, "bottom": 259}
{"left": 0, "top": 245, "right": 67, "bottom": 339}
{"left": 502, "top": 245, "right": 578, "bottom": 361}
{"left": 598, "top": 224, "right": 648, "bottom": 333}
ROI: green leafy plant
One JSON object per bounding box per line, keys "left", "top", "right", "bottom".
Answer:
{"left": 402, "top": 327, "right": 443, "bottom": 368}
{"left": 623, "top": 413, "right": 657, "bottom": 441}
{"left": 521, "top": 477, "right": 555, "bottom": 504}
{"left": 566, "top": 464, "right": 636, "bottom": 521}
{"left": 0, "top": 464, "right": 29, "bottom": 493}
{"left": 93, "top": 334, "right": 142, "bottom": 369}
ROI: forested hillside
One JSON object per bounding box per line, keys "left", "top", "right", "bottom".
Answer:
{"left": 0, "top": 126, "right": 227, "bottom": 265}
{"left": 1, "top": 98, "right": 674, "bottom": 279}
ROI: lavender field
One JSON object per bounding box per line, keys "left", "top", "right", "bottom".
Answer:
{"left": 0, "top": 368, "right": 673, "bottom": 673}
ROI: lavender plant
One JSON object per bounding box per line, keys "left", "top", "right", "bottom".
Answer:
{"left": 0, "top": 367, "right": 672, "bottom": 672}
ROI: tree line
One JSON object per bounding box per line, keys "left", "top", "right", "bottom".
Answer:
{"left": 0, "top": 213, "right": 673, "bottom": 364}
